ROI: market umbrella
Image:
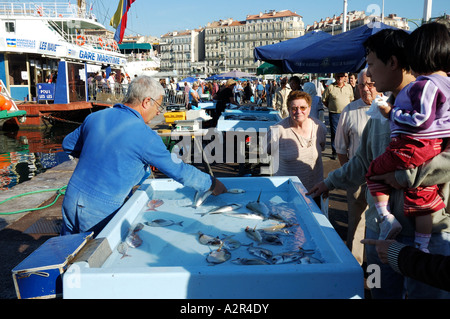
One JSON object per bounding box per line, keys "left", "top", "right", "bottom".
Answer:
{"left": 254, "top": 30, "right": 332, "bottom": 68}
{"left": 282, "top": 22, "right": 400, "bottom": 74}
{"left": 216, "top": 70, "right": 255, "bottom": 79}
{"left": 180, "top": 76, "right": 197, "bottom": 83}
{"left": 205, "top": 74, "right": 220, "bottom": 81}
{"left": 256, "top": 62, "right": 284, "bottom": 75}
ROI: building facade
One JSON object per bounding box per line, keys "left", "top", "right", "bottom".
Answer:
{"left": 306, "top": 11, "right": 410, "bottom": 34}
{"left": 160, "top": 10, "right": 304, "bottom": 77}
{"left": 160, "top": 29, "right": 205, "bottom": 77}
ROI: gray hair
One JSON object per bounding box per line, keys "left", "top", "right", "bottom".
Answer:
{"left": 123, "top": 75, "right": 165, "bottom": 105}
{"left": 357, "top": 67, "right": 368, "bottom": 84}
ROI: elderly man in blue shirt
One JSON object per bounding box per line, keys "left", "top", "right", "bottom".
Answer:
{"left": 61, "top": 76, "right": 227, "bottom": 235}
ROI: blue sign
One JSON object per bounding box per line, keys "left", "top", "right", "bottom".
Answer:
{"left": 37, "top": 83, "right": 56, "bottom": 101}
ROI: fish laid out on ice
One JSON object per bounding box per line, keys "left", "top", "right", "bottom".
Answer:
{"left": 222, "top": 211, "right": 265, "bottom": 220}
{"left": 117, "top": 242, "right": 131, "bottom": 259}
{"left": 206, "top": 244, "right": 231, "bottom": 264}
{"left": 124, "top": 223, "right": 144, "bottom": 248}
{"left": 245, "top": 226, "right": 263, "bottom": 244}
{"left": 197, "top": 231, "right": 222, "bottom": 246}
{"left": 227, "top": 188, "right": 246, "bottom": 194}
{"left": 231, "top": 258, "right": 270, "bottom": 265}
{"left": 271, "top": 251, "right": 304, "bottom": 264}
{"left": 192, "top": 190, "right": 212, "bottom": 208}
{"left": 147, "top": 199, "right": 164, "bottom": 211}
{"left": 197, "top": 203, "right": 242, "bottom": 217}
{"left": 144, "top": 219, "right": 183, "bottom": 227}
{"left": 246, "top": 191, "right": 269, "bottom": 219}
{"left": 247, "top": 243, "right": 273, "bottom": 260}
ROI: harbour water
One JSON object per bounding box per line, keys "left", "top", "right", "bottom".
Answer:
{"left": 0, "top": 125, "right": 77, "bottom": 190}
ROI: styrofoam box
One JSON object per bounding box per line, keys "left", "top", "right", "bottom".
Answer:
{"left": 63, "top": 177, "right": 363, "bottom": 299}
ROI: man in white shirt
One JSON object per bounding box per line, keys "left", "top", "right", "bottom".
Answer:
{"left": 334, "top": 68, "right": 381, "bottom": 265}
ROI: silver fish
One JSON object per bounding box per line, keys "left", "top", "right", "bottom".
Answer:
{"left": 192, "top": 190, "right": 212, "bottom": 208}
{"left": 246, "top": 191, "right": 269, "bottom": 219}
{"left": 125, "top": 223, "right": 144, "bottom": 248}
{"left": 206, "top": 245, "right": 231, "bottom": 264}
{"left": 197, "top": 231, "right": 222, "bottom": 246}
{"left": 271, "top": 251, "right": 304, "bottom": 264}
{"left": 117, "top": 242, "right": 131, "bottom": 259}
{"left": 231, "top": 258, "right": 271, "bottom": 265}
{"left": 222, "top": 236, "right": 242, "bottom": 250}
{"left": 299, "top": 256, "right": 323, "bottom": 264}
{"left": 222, "top": 212, "right": 265, "bottom": 220}
{"left": 125, "top": 232, "right": 143, "bottom": 248}
{"left": 245, "top": 226, "right": 263, "bottom": 243}
{"left": 145, "top": 219, "right": 183, "bottom": 227}
{"left": 227, "top": 188, "right": 246, "bottom": 194}
{"left": 260, "top": 231, "right": 283, "bottom": 246}
{"left": 247, "top": 243, "right": 273, "bottom": 260}
{"left": 197, "top": 203, "right": 242, "bottom": 217}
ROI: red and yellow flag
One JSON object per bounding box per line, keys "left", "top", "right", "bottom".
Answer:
{"left": 110, "top": 0, "right": 136, "bottom": 44}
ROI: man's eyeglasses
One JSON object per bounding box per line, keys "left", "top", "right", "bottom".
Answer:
{"left": 150, "top": 97, "right": 165, "bottom": 112}
{"left": 290, "top": 106, "right": 309, "bottom": 112}
{"left": 358, "top": 82, "right": 375, "bottom": 88}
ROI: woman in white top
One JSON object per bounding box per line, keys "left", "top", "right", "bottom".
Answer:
{"left": 267, "top": 91, "right": 327, "bottom": 206}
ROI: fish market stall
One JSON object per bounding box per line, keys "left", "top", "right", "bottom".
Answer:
{"left": 63, "top": 177, "right": 364, "bottom": 299}
{"left": 216, "top": 110, "right": 281, "bottom": 132}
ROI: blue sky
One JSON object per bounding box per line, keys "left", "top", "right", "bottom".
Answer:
{"left": 94, "top": 0, "right": 449, "bottom": 38}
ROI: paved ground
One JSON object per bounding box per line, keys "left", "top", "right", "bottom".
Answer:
{"left": 0, "top": 112, "right": 353, "bottom": 299}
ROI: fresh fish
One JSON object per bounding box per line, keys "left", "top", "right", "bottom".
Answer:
{"left": 192, "top": 190, "right": 212, "bottom": 208}
{"left": 299, "top": 256, "right": 323, "bottom": 264}
{"left": 125, "top": 223, "right": 144, "bottom": 248}
{"left": 258, "top": 223, "right": 293, "bottom": 235}
{"left": 245, "top": 226, "right": 263, "bottom": 243}
{"left": 231, "top": 258, "right": 271, "bottom": 265}
{"left": 125, "top": 232, "right": 143, "bottom": 248}
{"left": 197, "top": 203, "right": 242, "bottom": 217}
{"left": 222, "top": 212, "right": 265, "bottom": 220}
{"left": 271, "top": 251, "right": 304, "bottom": 264}
{"left": 260, "top": 231, "right": 283, "bottom": 246}
{"left": 206, "top": 245, "right": 231, "bottom": 264}
{"left": 197, "top": 231, "right": 222, "bottom": 246}
{"left": 246, "top": 191, "right": 269, "bottom": 219}
{"left": 222, "top": 236, "right": 242, "bottom": 250}
{"left": 144, "top": 219, "right": 183, "bottom": 227}
{"left": 147, "top": 199, "right": 164, "bottom": 211}
{"left": 117, "top": 242, "right": 131, "bottom": 259}
{"left": 247, "top": 243, "right": 273, "bottom": 260}
{"left": 227, "top": 188, "right": 246, "bottom": 194}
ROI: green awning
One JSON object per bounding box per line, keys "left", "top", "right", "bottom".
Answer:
{"left": 118, "top": 43, "right": 152, "bottom": 51}
{"left": 257, "top": 62, "right": 284, "bottom": 75}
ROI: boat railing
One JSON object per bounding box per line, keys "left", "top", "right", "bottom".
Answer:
{"left": 72, "top": 34, "right": 120, "bottom": 53}
{"left": 0, "top": 2, "right": 94, "bottom": 20}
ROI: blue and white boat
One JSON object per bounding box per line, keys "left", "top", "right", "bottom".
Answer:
{"left": 0, "top": 0, "right": 128, "bottom": 128}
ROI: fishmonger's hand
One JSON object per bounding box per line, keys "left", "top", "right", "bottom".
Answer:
{"left": 210, "top": 177, "right": 228, "bottom": 195}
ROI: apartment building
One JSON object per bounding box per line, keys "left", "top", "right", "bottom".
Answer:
{"left": 159, "top": 29, "right": 205, "bottom": 77}
{"left": 306, "top": 11, "right": 410, "bottom": 34}
{"left": 160, "top": 10, "right": 304, "bottom": 77}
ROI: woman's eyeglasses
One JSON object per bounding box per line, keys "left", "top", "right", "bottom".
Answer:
{"left": 290, "top": 106, "right": 309, "bottom": 112}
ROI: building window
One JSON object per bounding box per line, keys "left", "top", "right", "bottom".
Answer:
{"left": 5, "top": 21, "right": 15, "bottom": 33}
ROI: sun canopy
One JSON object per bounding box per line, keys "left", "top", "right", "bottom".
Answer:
{"left": 118, "top": 43, "right": 152, "bottom": 51}
{"left": 256, "top": 62, "right": 284, "bottom": 75}
{"left": 282, "top": 22, "right": 401, "bottom": 74}
{"left": 180, "top": 77, "right": 198, "bottom": 83}
{"left": 254, "top": 31, "right": 332, "bottom": 68}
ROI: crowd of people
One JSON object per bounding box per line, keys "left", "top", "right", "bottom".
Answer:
{"left": 60, "top": 21, "right": 450, "bottom": 298}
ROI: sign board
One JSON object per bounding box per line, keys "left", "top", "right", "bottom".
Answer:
{"left": 37, "top": 83, "right": 56, "bottom": 101}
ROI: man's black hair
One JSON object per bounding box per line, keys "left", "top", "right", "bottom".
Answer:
{"left": 405, "top": 22, "right": 450, "bottom": 74}
{"left": 363, "top": 28, "right": 410, "bottom": 71}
